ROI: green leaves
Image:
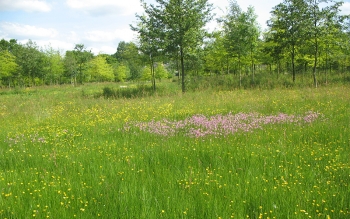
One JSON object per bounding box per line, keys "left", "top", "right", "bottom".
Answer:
{"left": 266, "top": 0, "right": 348, "bottom": 85}
{"left": 87, "top": 55, "right": 114, "bottom": 82}
{"left": 0, "top": 50, "right": 18, "bottom": 80}
{"left": 133, "top": 0, "right": 213, "bottom": 92}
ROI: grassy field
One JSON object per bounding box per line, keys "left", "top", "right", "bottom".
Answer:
{"left": 0, "top": 82, "right": 349, "bottom": 218}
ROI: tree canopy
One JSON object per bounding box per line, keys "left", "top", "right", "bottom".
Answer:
{"left": 0, "top": 0, "right": 349, "bottom": 89}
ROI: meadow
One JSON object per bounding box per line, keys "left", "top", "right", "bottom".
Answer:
{"left": 0, "top": 82, "right": 349, "bottom": 218}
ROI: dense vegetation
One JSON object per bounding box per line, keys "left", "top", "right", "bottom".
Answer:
{"left": 0, "top": 0, "right": 349, "bottom": 91}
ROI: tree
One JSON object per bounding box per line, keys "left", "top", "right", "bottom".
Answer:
{"left": 304, "top": 0, "right": 345, "bottom": 87}
{"left": 131, "top": 10, "right": 165, "bottom": 90}
{"left": 138, "top": 0, "right": 213, "bottom": 93}
{"left": 114, "top": 63, "right": 129, "bottom": 82}
{"left": 141, "top": 66, "right": 152, "bottom": 81}
{"left": 73, "top": 44, "right": 93, "bottom": 84}
{"left": 203, "top": 32, "right": 229, "bottom": 75}
{"left": 87, "top": 55, "right": 114, "bottom": 82}
{"left": 245, "top": 6, "right": 260, "bottom": 83}
{"left": 43, "top": 46, "right": 64, "bottom": 85}
{"left": 64, "top": 51, "right": 78, "bottom": 85}
{"left": 114, "top": 41, "right": 142, "bottom": 80}
{"left": 223, "top": 1, "right": 258, "bottom": 86}
{"left": 14, "top": 40, "right": 46, "bottom": 86}
{"left": 262, "top": 30, "right": 286, "bottom": 78}
{"left": 0, "top": 50, "right": 18, "bottom": 87}
{"left": 267, "top": 0, "right": 309, "bottom": 82}
{"left": 155, "top": 63, "right": 168, "bottom": 81}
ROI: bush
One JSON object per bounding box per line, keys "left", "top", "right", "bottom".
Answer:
{"left": 102, "top": 85, "right": 156, "bottom": 99}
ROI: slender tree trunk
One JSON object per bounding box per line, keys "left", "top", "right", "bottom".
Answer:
{"left": 312, "top": 34, "right": 318, "bottom": 88}
{"left": 251, "top": 57, "right": 254, "bottom": 83}
{"left": 238, "top": 55, "right": 242, "bottom": 88}
{"left": 176, "top": 56, "right": 180, "bottom": 80}
{"left": 325, "top": 45, "right": 328, "bottom": 85}
{"left": 150, "top": 57, "right": 156, "bottom": 91}
{"left": 226, "top": 55, "right": 230, "bottom": 74}
{"left": 277, "top": 60, "right": 280, "bottom": 79}
{"left": 180, "top": 46, "right": 185, "bottom": 93}
{"left": 292, "top": 45, "right": 296, "bottom": 83}
{"left": 269, "top": 64, "right": 272, "bottom": 75}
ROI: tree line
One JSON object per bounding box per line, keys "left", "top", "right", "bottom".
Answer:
{"left": 0, "top": 0, "right": 349, "bottom": 90}
{"left": 0, "top": 39, "right": 169, "bottom": 87}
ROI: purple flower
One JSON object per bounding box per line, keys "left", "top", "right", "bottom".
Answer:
{"left": 124, "top": 111, "right": 322, "bottom": 138}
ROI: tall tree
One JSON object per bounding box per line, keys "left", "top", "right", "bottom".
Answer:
{"left": 87, "top": 55, "right": 114, "bottom": 82}
{"left": 245, "top": 6, "right": 260, "bottom": 83}
{"left": 223, "top": 1, "right": 258, "bottom": 86}
{"left": 203, "top": 31, "right": 228, "bottom": 75}
{"left": 155, "top": 63, "right": 169, "bottom": 81}
{"left": 268, "top": 0, "right": 309, "bottom": 82}
{"left": 43, "top": 46, "right": 64, "bottom": 85}
{"left": 132, "top": 10, "right": 165, "bottom": 90}
{"left": 73, "top": 44, "right": 93, "bottom": 84}
{"left": 304, "top": 0, "right": 345, "bottom": 87}
{"left": 15, "top": 40, "right": 46, "bottom": 86}
{"left": 114, "top": 63, "right": 129, "bottom": 82}
{"left": 138, "top": 0, "right": 213, "bottom": 93}
{"left": 114, "top": 41, "right": 142, "bottom": 80}
{"left": 0, "top": 50, "right": 18, "bottom": 87}
{"left": 64, "top": 51, "right": 78, "bottom": 85}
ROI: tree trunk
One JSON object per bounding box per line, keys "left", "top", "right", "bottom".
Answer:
{"left": 226, "top": 55, "right": 230, "bottom": 74}
{"left": 312, "top": 34, "right": 318, "bottom": 88}
{"left": 251, "top": 48, "right": 255, "bottom": 83}
{"left": 238, "top": 55, "right": 242, "bottom": 88}
{"left": 150, "top": 56, "right": 156, "bottom": 91}
{"left": 180, "top": 46, "right": 185, "bottom": 93}
{"left": 292, "top": 45, "right": 296, "bottom": 83}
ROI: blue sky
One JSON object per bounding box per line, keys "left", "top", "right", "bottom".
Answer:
{"left": 1, "top": 0, "right": 349, "bottom": 55}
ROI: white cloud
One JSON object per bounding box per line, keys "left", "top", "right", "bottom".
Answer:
{"left": 37, "top": 40, "right": 75, "bottom": 53}
{"left": 66, "top": 0, "right": 143, "bottom": 16}
{"left": 85, "top": 28, "right": 136, "bottom": 42}
{"left": 0, "top": 0, "right": 51, "bottom": 12}
{"left": 0, "top": 22, "right": 58, "bottom": 39}
{"left": 83, "top": 28, "right": 137, "bottom": 54}
{"left": 90, "top": 45, "right": 116, "bottom": 55}
{"left": 341, "top": 2, "right": 350, "bottom": 15}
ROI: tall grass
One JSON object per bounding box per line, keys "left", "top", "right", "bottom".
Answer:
{"left": 0, "top": 83, "right": 349, "bottom": 218}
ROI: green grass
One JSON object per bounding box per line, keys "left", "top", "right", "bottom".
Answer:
{"left": 0, "top": 82, "right": 349, "bottom": 218}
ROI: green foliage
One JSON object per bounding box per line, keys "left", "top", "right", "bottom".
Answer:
{"left": 73, "top": 44, "right": 94, "bottom": 84}
{"left": 204, "top": 32, "right": 229, "bottom": 74}
{"left": 63, "top": 51, "right": 78, "bottom": 85}
{"left": 114, "top": 63, "right": 129, "bottom": 82}
{"left": 114, "top": 41, "right": 142, "bottom": 80}
{"left": 14, "top": 40, "right": 46, "bottom": 86}
{"left": 138, "top": 0, "right": 213, "bottom": 92}
{"left": 0, "top": 0, "right": 349, "bottom": 89}
{"left": 43, "top": 46, "right": 64, "bottom": 85}
{"left": 102, "top": 84, "right": 156, "bottom": 99}
{"left": 155, "top": 63, "right": 168, "bottom": 81}
{"left": 219, "top": 1, "right": 260, "bottom": 86}
{"left": 0, "top": 50, "right": 18, "bottom": 83}
{"left": 87, "top": 55, "right": 114, "bottom": 82}
{"left": 141, "top": 66, "right": 152, "bottom": 81}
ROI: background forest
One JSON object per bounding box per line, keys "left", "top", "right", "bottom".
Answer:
{"left": 0, "top": 0, "right": 349, "bottom": 91}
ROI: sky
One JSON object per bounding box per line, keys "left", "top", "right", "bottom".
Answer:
{"left": 0, "top": 0, "right": 349, "bottom": 55}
